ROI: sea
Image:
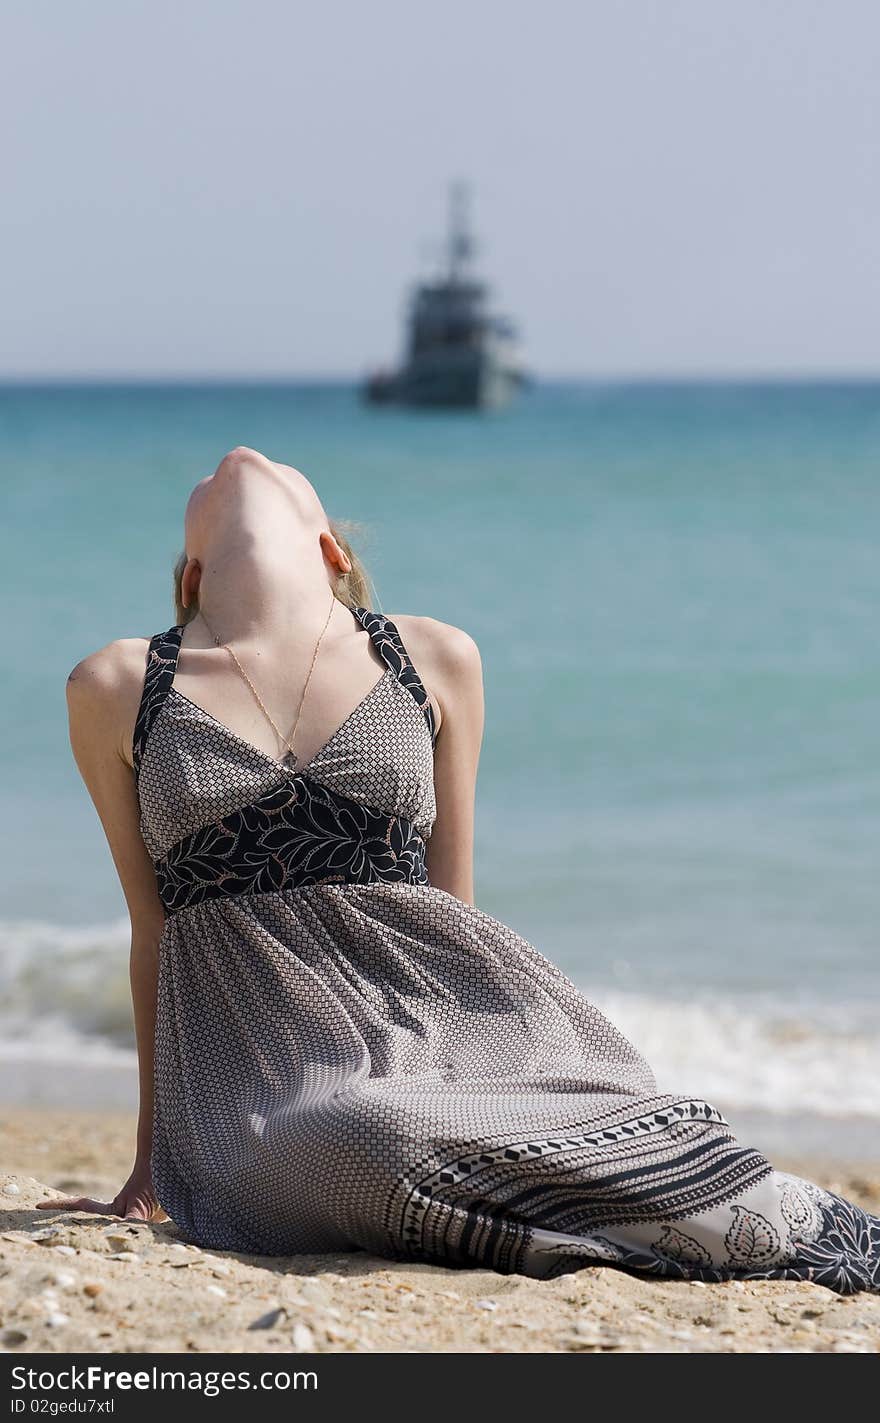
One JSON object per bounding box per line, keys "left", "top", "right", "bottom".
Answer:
{"left": 1, "top": 380, "right": 877, "bottom": 1154}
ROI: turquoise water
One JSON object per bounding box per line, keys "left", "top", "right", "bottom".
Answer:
{"left": 1, "top": 381, "right": 878, "bottom": 1117}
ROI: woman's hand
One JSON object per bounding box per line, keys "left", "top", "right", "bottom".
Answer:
{"left": 37, "top": 1162, "right": 168, "bottom": 1223}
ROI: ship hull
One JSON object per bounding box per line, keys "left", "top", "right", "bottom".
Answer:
{"left": 393, "top": 348, "right": 522, "bottom": 410}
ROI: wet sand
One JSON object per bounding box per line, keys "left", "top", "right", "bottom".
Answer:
{"left": 1, "top": 1109, "right": 878, "bottom": 1354}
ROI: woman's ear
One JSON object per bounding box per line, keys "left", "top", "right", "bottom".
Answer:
{"left": 319, "top": 530, "right": 353, "bottom": 577}
{"left": 181, "top": 557, "right": 202, "bottom": 609}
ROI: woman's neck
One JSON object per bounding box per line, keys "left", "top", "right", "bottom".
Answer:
{"left": 192, "top": 552, "right": 339, "bottom": 650}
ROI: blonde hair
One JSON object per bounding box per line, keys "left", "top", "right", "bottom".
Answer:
{"left": 172, "top": 518, "right": 375, "bottom": 626}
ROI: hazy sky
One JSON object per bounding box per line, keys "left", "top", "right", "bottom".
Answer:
{"left": 4, "top": 1, "right": 880, "bottom": 377}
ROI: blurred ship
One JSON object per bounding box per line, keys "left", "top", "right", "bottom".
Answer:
{"left": 364, "top": 183, "right": 525, "bottom": 410}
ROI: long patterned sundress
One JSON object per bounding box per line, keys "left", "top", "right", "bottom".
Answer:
{"left": 132, "top": 604, "right": 879, "bottom": 1294}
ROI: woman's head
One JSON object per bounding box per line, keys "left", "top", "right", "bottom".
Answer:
{"left": 172, "top": 446, "right": 374, "bottom": 624}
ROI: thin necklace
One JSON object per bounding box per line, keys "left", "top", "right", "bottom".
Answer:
{"left": 197, "top": 588, "right": 337, "bottom": 770}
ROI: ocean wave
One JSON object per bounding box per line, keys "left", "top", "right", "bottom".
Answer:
{"left": 590, "top": 988, "right": 880, "bottom": 1120}
{"left": 0, "top": 915, "right": 135, "bottom": 1048}
{"left": 0, "top": 916, "right": 877, "bottom": 1119}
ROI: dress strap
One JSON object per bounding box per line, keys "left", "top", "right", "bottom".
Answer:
{"left": 352, "top": 607, "right": 437, "bottom": 745}
{"left": 132, "top": 624, "right": 184, "bottom": 783}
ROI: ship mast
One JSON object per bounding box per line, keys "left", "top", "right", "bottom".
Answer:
{"left": 448, "top": 180, "right": 474, "bottom": 285}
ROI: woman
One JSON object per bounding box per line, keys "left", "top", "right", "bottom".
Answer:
{"left": 41, "top": 446, "right": 878, "bottom": 1293}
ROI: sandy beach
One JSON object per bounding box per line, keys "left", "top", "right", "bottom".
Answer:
{"left": 1, "top": 1108, "right": 878, "bottom": 1354}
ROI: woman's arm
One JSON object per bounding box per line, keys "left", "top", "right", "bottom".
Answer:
{"left": 38, "top": 639, "right": 169, "bottom": 1221}
{"left": 389, "top": 616, "right": 485, "bottom": 904}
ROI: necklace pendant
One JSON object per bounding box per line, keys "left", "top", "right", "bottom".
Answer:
{"left": 280, "top": 749, "right": 298, "bottom": 771}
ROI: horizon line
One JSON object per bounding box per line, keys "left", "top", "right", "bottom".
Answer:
{"left": 4, "top": 370, "right": 880, "bottom": 386}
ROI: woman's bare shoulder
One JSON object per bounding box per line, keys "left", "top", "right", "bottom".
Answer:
{"left": 385, "top": 613, "right": 482, "bottom": 679}
{"left": 383, "top": 616, "right": 482, "bottom": 738}
{"left": 66, "top": 636, "right": 154, "bottom": 764}
{"left": 66, "top": 635, "right": 152, "bottom": 701}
